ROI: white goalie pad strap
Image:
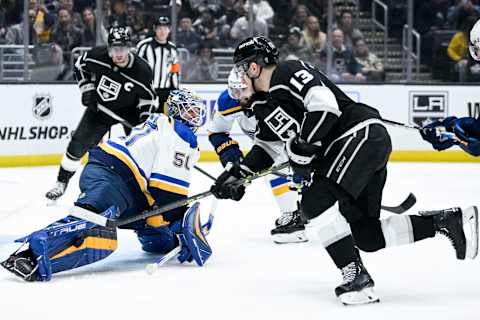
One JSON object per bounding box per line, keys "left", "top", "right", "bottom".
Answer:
{"left": 317, "top": 211, "right": 352, "bottom": 247}
{"left": 61, "top": 154, "right": 81, "bottom": 172}
{"left": 380, "top": 215, "right": 414, "bottom": 247}
{"left": 69, "top": 206, "right": 108, "bottom": 227}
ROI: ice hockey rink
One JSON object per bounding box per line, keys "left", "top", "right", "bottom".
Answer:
{"left": 0, "top": 162, "right": 479, "bottom": 320}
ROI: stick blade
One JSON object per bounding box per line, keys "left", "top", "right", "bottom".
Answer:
{"left": 381, "top": 193, "right": 416, "bottom": 214}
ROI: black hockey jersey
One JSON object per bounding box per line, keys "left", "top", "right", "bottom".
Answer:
{"left": 74, "top": 46, "right": 156, "bottom": 124}
{"left": 252, "top": 60, "right": 381, "bottom": 148}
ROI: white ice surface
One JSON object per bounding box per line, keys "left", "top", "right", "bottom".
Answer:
{"left": 0, "top": 162, "right": 479, "bottom": 320}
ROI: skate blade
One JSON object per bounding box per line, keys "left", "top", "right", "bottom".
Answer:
{"left": 272, "top": 231, "right": 308, "bottom": 244}
{"left": 463, "top": 206, "right": 479, "bottom": 259}
{"left": 339, "top": 287, "right": 380, "bottom": 306}
{"left": 46, "top": 198, "right": 58, "bottom": 207}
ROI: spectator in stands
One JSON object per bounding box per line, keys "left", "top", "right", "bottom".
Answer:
{"left": 230, "top": 1, "right": 268, "bottom": 40}
{"left": 305, "top": 0, "right": 329, "bottom": 30}
{"left": 353, "top": 38, "right": 385, "bottom": 81}
{"left": 321, "top": 28, "right": 365, "bottom": 82}
{"left": 447, "top": 0, "right": 480, "bottom": 29}
{"left": 250, "top": 0, "right": 274, "bottom": 24}
{"left": 184, "top": 43, "right": 218, "bottom": 81}
{"left": 80, "top": 6, "right": 107, "bottom": 47}
{"left": 415, "top": 0, "right": 450, "bottom": 65}
{"left": 193, "top": 6, "right": 220, "bottom": 47}
{"left": 279, "top": 26, "right": 316, "bottom": 64}
{"left": 337, "top": 10, "right": 363, "bottom": 50}
{"left": 5, "top": 8, "right": 37, "bottom": 45}
{"left": 125, "top": 1, "right": 147, "bottom": 44}
{"left": 303, "top": 15, "right": 326, "bottom": 52}
{"left": 219, "top": 0, "right": 240, "bottom": 27}
{"left": 447, "top": 16, "right": 477, "bottom": 82}
{"left": 177, "top": 16, "right": 201, "bottom": 54}
{"left": 58, "top": 0, "right": 82, "bottom": 28}
{"left": 108, "top": 0, "right": 128, "bottom": 28}
{"left": 52, "top": 7, "right": 82, "bottom": 79}
{"left": 290, "top": 4, "right": 309, "bottom": 29}
{"left": 31, "top": 1, "right": 56, "bottom": 44}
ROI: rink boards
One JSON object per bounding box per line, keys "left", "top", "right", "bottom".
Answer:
{"left": 0, "top": 83, "right": 479, "bottom": 167}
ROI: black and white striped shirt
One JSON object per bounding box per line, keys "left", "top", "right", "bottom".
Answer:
{"left": 136, "top": 38, "right": 180, "bottom": 90}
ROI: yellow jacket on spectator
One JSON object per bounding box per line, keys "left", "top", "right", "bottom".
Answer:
{"left": 447, "top": 32, "right": 468, "bottom": 62}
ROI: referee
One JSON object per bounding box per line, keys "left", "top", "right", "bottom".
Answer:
{"left": 136, "top": 16, "right": 180, "bottom": 110}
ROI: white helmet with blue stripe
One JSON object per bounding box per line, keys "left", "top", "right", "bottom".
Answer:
{"left": 227, "top": 68, "right": 249, "bottom": 100}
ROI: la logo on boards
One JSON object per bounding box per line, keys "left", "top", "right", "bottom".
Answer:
{"left": 409, "top": 91, "right": 448, "bottom": 127}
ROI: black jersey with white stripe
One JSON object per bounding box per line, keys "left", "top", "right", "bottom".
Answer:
{"left": 252, "top": 60, "right": 381, "bottom": 147}
{"left": 136, "top": 39, "right": 180, "bottom": 90}
{"left": 74, "top": 46, "right": 156, "bottom": 122}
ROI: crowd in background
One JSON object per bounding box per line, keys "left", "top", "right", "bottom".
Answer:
{"left": 0, "top": 0, "right": 479, "bottom": 82}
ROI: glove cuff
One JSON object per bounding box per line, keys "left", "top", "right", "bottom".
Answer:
{"left": 80, "top": 83, "right": 95, "bottom": 93}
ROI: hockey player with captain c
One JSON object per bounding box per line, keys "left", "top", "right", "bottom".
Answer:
{"left": 1, "top": 90, "right": 212, "bottom": 281}
{"left": 210, "top": 36, "right": 479, "bottom": 305}
{"left": 208, "top": 68, "right": 307, "bottom": 243}
{"left": 46, "top": 26, "right": 158, "bottom": 202}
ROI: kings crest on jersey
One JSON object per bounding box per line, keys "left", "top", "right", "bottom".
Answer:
{"left": 252, "top": 60, "right": 380, "bottom": 146}
{"left": 74, "top": 46, "right": 155, "bottom": 120}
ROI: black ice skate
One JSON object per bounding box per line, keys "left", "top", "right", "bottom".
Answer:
{"left": 421, "top": 206, "right": 479, "bottom": 260}
{"left": 1, "top": 250, "right": 38, "bottom": 281}
{"left": 271, "top": 209, "right": 308, "bottom": 244}
{"left": 45, "top": 181, "right": 68, "bottom": 201}
{"left": 335, "top": 251, "right": 379, "bottom": 305}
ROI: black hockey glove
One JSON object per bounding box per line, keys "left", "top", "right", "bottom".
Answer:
{"left": 81, "top": 89, "right": 98, "bottom": 112}
{"left": 286, "top": 136, "right": 318, "bottom": 190}
{"left": 210, "top": 162, "right": 252, "bottom": 201}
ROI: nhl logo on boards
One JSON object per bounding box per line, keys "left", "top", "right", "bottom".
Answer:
{"left": 409, "top": 91, "right": 448, "bottom": 127}
{"left": 97, "top": 75, "right": 121, "bottom": 102}
{"left": 32, "top": 93, "right": 53, "bottom": 120}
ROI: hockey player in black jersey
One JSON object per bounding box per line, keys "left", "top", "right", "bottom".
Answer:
{"left": 46, "top": 26, "right": 157, "bottom": 201}
{"left": 210, "top": 37, "right": 479, "bottom": 305}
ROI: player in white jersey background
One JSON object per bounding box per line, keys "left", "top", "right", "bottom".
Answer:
{"left": 1, "top": 89, "right": 212, "bottom": 281}
{"left": 208, "top": 69, "right": 307, "bottom": 244}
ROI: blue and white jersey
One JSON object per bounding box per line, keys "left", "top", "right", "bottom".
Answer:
{"left": 208, "top": 89, "right": 257, "bottom": 139}
{"left": 97, "top": 113, "right": 200, "bottom": 207}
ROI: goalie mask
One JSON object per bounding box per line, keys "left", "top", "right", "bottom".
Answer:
{"left": 470, "top": 19, "right": 480, "bottom": 61}
{"left": 166, "top": 89, "right": 207, "bottom": 130}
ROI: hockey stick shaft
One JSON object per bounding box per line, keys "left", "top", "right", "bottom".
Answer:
{"left": 271, "top": 172, "right": 416, "bottom": 214}
{"left": 112, "top": 162, "right": 290, "bottom": 228}
{"left": 97, "top": 104, "right": 217, "bottom": 181}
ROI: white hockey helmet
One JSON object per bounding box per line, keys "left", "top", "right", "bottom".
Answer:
{"left": 166, "top": 89, "right": 207, "bottom": 129}
{"left": 227, "top": 68, "right": 249, "bottom": 100}
{"left": 470, "top": 19, "right": 480, "bottom": 61}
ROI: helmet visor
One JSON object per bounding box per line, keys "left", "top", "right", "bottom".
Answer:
{"left": 108, "top": 46, "right": 130, "bottom": 56}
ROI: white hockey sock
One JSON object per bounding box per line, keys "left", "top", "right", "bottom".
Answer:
{"left": 380, "top": 215, "right": 414, "bottom": 247}
{"left": 60, "top": 153, "right": 81, "bottom": 172}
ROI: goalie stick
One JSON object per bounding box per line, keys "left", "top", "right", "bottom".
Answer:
{"left": 70, "top": 162, "right": 290, "bottom": 228}
{"left": 271, "top": 171, "right": 416, "bottom": 214}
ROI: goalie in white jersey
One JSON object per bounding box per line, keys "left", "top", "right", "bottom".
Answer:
{"left": 208, "top": 69, "right": 307, "bottom": 243}
{"left": 1, "top": 89, "right": 212, "bottom": 281}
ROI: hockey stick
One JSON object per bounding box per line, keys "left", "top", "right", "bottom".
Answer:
{"left": 71, "top": 162, "right": 290, "bottom": 228}
{"left": 96, "top": 104, "right": 217, "bottom": 180}
{"left": 380, "top": 117, "right": 468, "bottom": 146}
{"left": 145, "top": 198, "right": 219, "bottom": 274}
{"left": 270, "top": 171, "right": 416, "bottom": 214}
